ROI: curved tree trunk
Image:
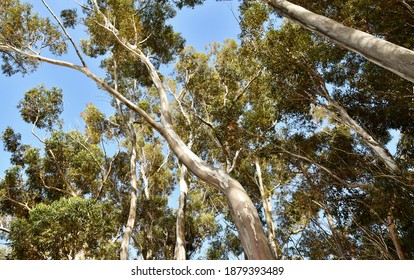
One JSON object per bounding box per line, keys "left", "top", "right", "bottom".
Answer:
{"left": 264, "top": 0, "right": 414, "bottom": 83}
{"left": 0, "top": 12, "right": 276, "bottom": 259}
{"left": 160, "top": 126, "right": 274, "bottom": 259}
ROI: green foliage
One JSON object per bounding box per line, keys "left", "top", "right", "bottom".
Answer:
{"left": 81, "top": 103, "right": 108, "bottom": 144}
{"left": 2, "top": 0, "right": 414, "bottom": 260}
{"left": 0, "top": 0, "right": 67, "bottom": 75}
{"left": 174, "top": 0, "right": 205, "bottom": 9}
{"left": 9, "top": 197, "right": 121, "bottom": 259}
{"left": 17, "top": 84, "right": 63, "bottom": 130}
{"left": 1, "top": 127, "right": 22, "bottom": 154}
{"left": 0, "top": 247, "right": 11, "bottom": 260}
{"left": 60, "top": 9, "right": 78, "bottom": 29}
{"left": 81, "top": 0, "right": 185, "bottom": 85}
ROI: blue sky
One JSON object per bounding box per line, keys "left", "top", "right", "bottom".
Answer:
{"left": 0, "top": 0, "right": 241, "bottom": 176}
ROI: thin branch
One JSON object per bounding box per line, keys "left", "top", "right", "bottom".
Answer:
{"left": 279, "top": 145, "right": 349, "bottom": 187}
{"left": 6, "top": 197, "right": 32, "bottom": 211}
{"left": 75, "top": 0, "right": 93, "bottom": 11}
{"left": 229, "top": 68, "right": 263, "bottom": 110}
{"left": 227, "top": 148, "right": 242, "bottom": 173}
{"left": 399, "top": 0, "right": 414, "bottom": 17}
{"left": 37, "top": 168, "right": 74, "bottom": 196}
{"left": 156, "top": 144, "right": 171, "bottom": 173}
{"left": 91, "top": 0, "right": 172, "bottom": 125}
{"left": 41, "top": 0, "right": 87, "bottom": 67}
{"left": 304, "top": 60, "right": 399, "bottom": 172}
{"left": 0, "top": 227, "right": 10, "bottom": 234}
{"left": 96, "top": 139, "right": 120, "bottom": 200}
{"left": 30, "top": 119, "right": 78, "bottom": 197}
{"left": 0, "top": 45, "right": 163, "bottom": 133}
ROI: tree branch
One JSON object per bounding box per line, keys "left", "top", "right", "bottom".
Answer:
{"left": 41, "top": 0, "right": 87, "bottom": 67}
{"left": 0, "top": 227, "right": 10, "bottom": 234}
{"left": 265, "top": 0, "right": 414, "bottom": 83}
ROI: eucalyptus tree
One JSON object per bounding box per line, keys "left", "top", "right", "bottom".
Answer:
{"left": 3, "top": 0, "right": 414, "bottom": 260}
{"left": 9, "top": 197, "right": 121, "bottom": 260}
{"left": 261, "top": 0, "right": 414, "bottom": 83}
{"left": 0, "top": 0, "right": 275, "bottom": 259}
{"left": 238, "top": 0, "right": 414, "bottom": 259}
{"left": 0, "top": 85, "right": 125, "bottom": 259}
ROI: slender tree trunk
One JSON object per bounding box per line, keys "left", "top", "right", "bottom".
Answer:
{"left": 310, "top": 68, "right": 400, "bottom": 172}
{"left": 326, "top": 98, "right": 399, "bottom": 172}
{"left": 387, "top": 209, "right": 405, "bottom": 260}
{"left": 120, "top": 122, "right": 139, "bottom": 260}
{"left": 325, "top": 206, "right": 347, "bottom": 259}
{"left": 174, "top": 136, "right": 193, "bottom": 260}
{"left": 264, "top": 0, "right": 414, "bottom": 83}
{"left": 254, "top": 159, "right": 279, "bottom": 259}
{"left": 174, "top": 164, "right": 188, "bottom": 260}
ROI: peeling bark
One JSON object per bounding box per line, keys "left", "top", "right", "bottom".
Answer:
{"left": 224, "top": 179, "right": 274, "bottom": 259}
{"left": 264, "top": 0, "right": 414, "bottom": 83}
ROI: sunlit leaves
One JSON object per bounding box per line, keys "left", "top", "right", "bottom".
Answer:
{"left": 17, "top": 84, "right": 63, "bottom": 130}
{"left": 0, "top": 0, "right": 67, "bottom": 75}
{"left": 9, "top": 197, "right": 121, "bottom": 259}
{"left": 81, "top": 103, "right": 108, "bottom": 144}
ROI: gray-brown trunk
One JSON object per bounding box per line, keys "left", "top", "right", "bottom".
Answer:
{"left": 254, "top": 159, "right": 279, "bottom": 259}
{"left": 265, "top": 0, "right": 414, "bottom": 83}
{"left": 120, "top": 123, "right": 139, "bottom": 260}
{"left": 160, "top": 126, "right": 275, "bottom": 259}
{"left": 174, "top": 164, "right": 188, "bottom": 260}
{"left": 387, "top": 210, "right": 405, "bottom": 260}
{"left": 224, "top": 179, "right": 275, "bottom": 259}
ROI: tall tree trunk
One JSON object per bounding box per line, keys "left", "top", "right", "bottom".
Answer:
{"left": 264, "top": 0, "right": 414, "bottom": 83}
{"left": 387, "top": 208, "right": 405, "bottom": 260}
{"left": 1, "top": 27, "right": 276, "bottom": 260}
{"left": 325, "top": 206, "right": 347, "bottom": 259}
{"left": 254, "top": 159, "right": 279, "bottom": 259}
{"left": 120, "top": 122, "right": 139, "bottom": 260}
{"left": 174, "top": 164, "right": 188, "bottom": 260}
{"left": 160, "top": 126, "right": 274, "bottom": 259}
{"left": 222, "top": 178, "right": 274, "bottom": 259}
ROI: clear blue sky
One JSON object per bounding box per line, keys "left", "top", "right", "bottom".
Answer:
{"left": 0, "top": 0, "right": 241, "bottom": 176}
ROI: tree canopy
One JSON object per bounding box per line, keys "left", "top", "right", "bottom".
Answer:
{"left": 1, "top": 0, "right": 414, "bottom": 260}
